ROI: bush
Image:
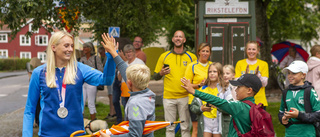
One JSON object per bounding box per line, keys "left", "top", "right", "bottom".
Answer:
{"left": 0, "top": 58, "right": 31, "bottom": 71}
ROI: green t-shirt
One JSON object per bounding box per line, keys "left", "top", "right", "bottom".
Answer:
{"left": 279, "top": 88, "right": 320, "bottom": 137}
{"left": 194, "top": 90, "right": 253, "bottom": 137}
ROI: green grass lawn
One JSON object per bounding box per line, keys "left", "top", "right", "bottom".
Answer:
{"left": 85, "top": 102, "right": 285, "bottom": 137}
{"left": 266, "top": 102, "right": 285, "bottom": 137}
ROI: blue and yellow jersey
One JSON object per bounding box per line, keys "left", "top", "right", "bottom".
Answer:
{"left": 185, "top": 60, "right": 212, "bottom": 104}
{"left": 154, "top": 50, "right": 197, "bottom": 99}
{"left": 199, "top": 86, "right": 219, "bottom": 118}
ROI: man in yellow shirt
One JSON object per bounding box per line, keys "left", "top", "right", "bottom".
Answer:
{"left": 153, "top": 30, "right": 197, "bottom": 137}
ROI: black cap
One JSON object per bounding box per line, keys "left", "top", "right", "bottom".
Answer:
{"left": 229, "top": 74, "right": 262, "bottom": 93}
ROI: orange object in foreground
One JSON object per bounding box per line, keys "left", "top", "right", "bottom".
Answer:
{"left": 70, "top": 120, "right": 183, "bottom": 137}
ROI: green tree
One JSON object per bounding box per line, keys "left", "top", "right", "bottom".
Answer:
{"left": 257, "top": 0, "right": 320, "bottom": 63}
{"left": 256, "top": 0, "right": 320, "bottom": 88}
{"left": 0, "top": 0, "right": 194, "bottom": 47}
{"left": 164, "top": 0, "right": 195, "bottom": 50}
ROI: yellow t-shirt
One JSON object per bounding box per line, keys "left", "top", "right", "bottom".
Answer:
{"left": 235, "top": 59, "right": 269, "bottom": 106}
{"left": 185, "top": 60, "right": 212, "bottom": 104}
{"left": 199, "top": 86, "right": 219, "bottom": 118}
{"left": 154, "top": 50, "right": 197, "bottom": 99}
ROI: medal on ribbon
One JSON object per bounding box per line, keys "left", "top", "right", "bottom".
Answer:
{"left": 56, "top": 69, "right": 68, "bottom": 118}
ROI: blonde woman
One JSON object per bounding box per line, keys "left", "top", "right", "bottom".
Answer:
{"left": 22, "top": 31, "right": 116, "bottom": 137}
{"left": 235, "top": 41, "right": 269, "bottom": 109}
{"left": 184, "top": 42, "right": 212, "bottom": 137}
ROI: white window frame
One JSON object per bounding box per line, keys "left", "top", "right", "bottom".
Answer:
{"left": 29, "top": 23, "right": 39, "bottom": 33}
{"left": 0, "top": 34, "right": 8, "bottom": 43}
{"left": 0, "top": 49, "right": 8, "bottom": 58}
{"left": 20, "top": 52, "right": 31, "bottom": 59}
{"left": 20, "top": 35, "right": 31, "bottom": 46}
{"left": 37, "top": 52, "right": 46, "bottom": 63}
{"left": 35, "top": 35, "right": 48, "bottom": 46}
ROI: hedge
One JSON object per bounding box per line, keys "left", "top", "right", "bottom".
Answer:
{"left": 0, "top": 58, "right": 31, "bottom": 71}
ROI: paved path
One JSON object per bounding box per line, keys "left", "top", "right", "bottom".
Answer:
{"left": 0, "top": 70, "right": 26, "bottom": 79}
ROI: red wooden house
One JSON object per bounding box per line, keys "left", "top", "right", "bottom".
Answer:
{"left": 0, "top": 19, "right": 51, "bottom": 63}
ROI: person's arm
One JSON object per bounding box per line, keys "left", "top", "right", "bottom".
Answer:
{"left": 278, "top": 95, "right": 291, "bottom": 127}
{"left": 80, "top": 54, "right": 116, "bottom": 86}
{"left": 100, "top": 33, "right": 125, "bottom": 85}
{"left": 259, "top": 61, "right": 269, "bottom": 87}
{"left": 296, "top": 111, "right": 320, "bottom": 123}
{"left": 153, "top": 72, "right": 163, "bottom": 80}
{"left": 100, "top": 33, "right": 128, "bottom": 83}
{"left": 190, "top": 97, "right": 203, "bottom": 115}
{"left": 153, "top": 54, "right": 170, "bottom": 80}
{"left": 257, "top": 73, "right": 268, "bottom": 87}
{"left": 279, "top": 56, "right": 288, "bottom": 69}
{"left": 114, "top": 56, "right": 128, "bottom": 83}
{"left": 192, "top": 89, "right": 239, "bottom": 115}
{"left": 103, "top": 52, "right": 116, "bottom": 85}
{"left": 23, "top": 68, "right": 41, "bottom": 137}
{"left": 181, "top": 77, "right": 240, "bottom": 115}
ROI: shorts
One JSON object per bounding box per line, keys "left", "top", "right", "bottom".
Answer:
{"left": 107, "top": 85, "right": 113, "bottom": 95}
{"left": 203, "top": 116, "right": 221, "bottom": 134}
{"left": 188, "top": 105, "right": 198, "bottom": 122}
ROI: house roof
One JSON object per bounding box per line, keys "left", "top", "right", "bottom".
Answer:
{"left": 0, "top": 22, "right": 11, "bottom": 33}
{"left": 0, "top": 18, "right": 49, "bottom": 33}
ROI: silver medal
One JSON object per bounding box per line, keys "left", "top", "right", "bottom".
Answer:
{"left": 57, "top": 107, "right": 68, "bottom": 118}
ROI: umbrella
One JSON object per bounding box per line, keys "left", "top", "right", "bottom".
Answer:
{"left": 271, "top": 41, "right": 309, "bottom": 63}
{"left": 70, "top": 120, "right": 183, "bottom": 137}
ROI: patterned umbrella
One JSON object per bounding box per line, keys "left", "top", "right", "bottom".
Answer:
{"left": 271, "top": 41, "right": 309, "bottom": 63}
{"left": 70, "top": 120, "right": 183, "bottom": 137}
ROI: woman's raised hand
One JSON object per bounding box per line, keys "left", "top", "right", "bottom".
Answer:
{"left": 101, "top": 33, "right": 118, "bottom": 57}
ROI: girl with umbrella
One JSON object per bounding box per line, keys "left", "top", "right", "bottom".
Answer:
{"left": 235, "top": 41, "right": 269, "bottom": 109}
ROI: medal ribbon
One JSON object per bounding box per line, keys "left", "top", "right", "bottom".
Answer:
{"left": 56, "top": 69, "right": 66, "bottom": 108}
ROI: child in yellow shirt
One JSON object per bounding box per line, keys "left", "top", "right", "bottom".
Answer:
{"left": 190, "top": 62, "right": 225, "bottom": 137}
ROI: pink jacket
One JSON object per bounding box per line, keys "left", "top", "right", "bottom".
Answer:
{"left": 306, "top": 57, "right": 320, "bottom": 98}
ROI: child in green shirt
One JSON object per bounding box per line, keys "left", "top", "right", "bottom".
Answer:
{"left": 278, "top": 60, "right": 320, "bottom": 137}
{"left": 181, "top": 74, "right": 264, "bottom": 137}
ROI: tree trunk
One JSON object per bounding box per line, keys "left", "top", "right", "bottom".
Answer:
{"left": 255, "top": 0, "right": 278, "bottom": 90}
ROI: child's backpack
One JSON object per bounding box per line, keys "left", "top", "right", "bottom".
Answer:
{"left": 233, "top": 100, "right": 275, "bottom": 137}
{"left": 282, "top": 86, "right": 320, "bottom": 137}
